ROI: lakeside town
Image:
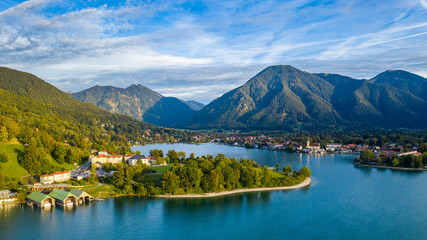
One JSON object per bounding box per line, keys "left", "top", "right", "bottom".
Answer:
{"left": 1, "top": 136, "right": 425, "bottom": 208}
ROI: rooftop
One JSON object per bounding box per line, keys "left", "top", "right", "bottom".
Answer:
{"left": 49, "top": 189, "right": 76, "bottom": 201}
{"left": 27, "top": 191, "right": 52, "bottom": 203}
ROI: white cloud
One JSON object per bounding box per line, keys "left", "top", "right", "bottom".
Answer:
{"left": 0, "top": 0, "right": 427, "bottom": 103}
{"left": 421, "top": 0, "right": 427, "bottom": 9}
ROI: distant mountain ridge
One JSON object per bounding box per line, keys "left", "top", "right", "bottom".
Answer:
{"left": 371, "top": 70, "right": 427, "bottom": 101}
{"left": 184, "top": 65, "right": 427, "bottom": 130}
{"left": 70, "top": 84, "right": 201, "bottom": 127}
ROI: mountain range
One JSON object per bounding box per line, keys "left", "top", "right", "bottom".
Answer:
{"left": 184, "top": 65, "right": 427, "bottom": 130}
{"left": 70, "top": 85, "right": 204, "bottom": 127}
{"left": 2, "top": 65, "right": 426, "bottom": 131}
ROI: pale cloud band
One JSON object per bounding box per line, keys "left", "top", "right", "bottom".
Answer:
{"left": 1, "top": 0, "right": 427, "bottom": 103}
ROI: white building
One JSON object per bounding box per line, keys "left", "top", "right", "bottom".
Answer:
{"left": 40, "top": 171, "right": 71, "bottom": 184}
{"left": 89, "top": 154, "right": 134, "bottom": 165}
{"left": 0, "top": 190, "right": 17, "bottom": 203}
{"left": 127, "top": 155, "right": 150, "bottom": 166}
{"left": 326, "top": 143, "right": 342, "bottom": 152}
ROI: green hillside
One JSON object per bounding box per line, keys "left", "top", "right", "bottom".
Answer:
{"left": 0, "top": 144, "right": 28, "bottom": 178}
{"left": 371, "top": 70, "right": 427, "bottom": 101}
{"left": 185, "top": 65, "right": 427, "bottom": 130}
{"left": 186, "top": 65, "right": 342, "bottom": 130}
{"left": 0, "top": 67, "right": 187, "bottom": 181}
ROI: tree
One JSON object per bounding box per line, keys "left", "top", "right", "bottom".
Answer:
{"left": 0, "top": 126, "right": 9, "bottom": 142}
{"left": 299, "top": 166, "right": 311, "bottom": 178}
{"left": 156, "top": 157, "right": 166, "bottom": 165}
{"left": 112, "top": 165, "right": 125, "bottom": 188}
{"left": 0, "top": 151, "right": 8, "bottom": 163}
{"left": 283, "top": 164, "right": 292, "bottom": 175}
{"left": 261, "top": 166, "right": 273, "bottom": 187}
{"left": 52, "top": 143, "right": 66, "bottom": 164}
{"left": 123, "top": 184, "right": 134, "bottom": 194}
{"left": 418, "top": 143, "right": 427, "bottom": 153}
{"left": 0, "top": 169, "right": 5, "bottom": 189}
{"left": 392, "top": 158, "right": 399, "bottom": 167}
{"left": 136, "top": 184, "right": 147, "bottom": 195}
{"left": 162, "top": 171, "right": 180, "bottom": 194}
{"left": 89, "top": 164, "right": 97, "bottom": 183}
{"left": 360, "top": 150, "right": 376, "bottom": 164}
{"left": 414, "top": 157, "right": 423, "bottom": 168}
{"left": 167, "top": 150, "right": 179, "bottom": 162}
{"left": 178, "top": 151, "right": 186, "bottom": 162}
{"left": 201, "top": 170, "right": 220, "bottom": 192}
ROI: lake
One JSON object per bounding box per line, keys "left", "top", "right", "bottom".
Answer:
{"left": 1, "top": 143, "right": 426, "bottom": 239}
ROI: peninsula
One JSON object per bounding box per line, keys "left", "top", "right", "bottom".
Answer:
{"left": 156, "top": 177, "right": 311, "bottom": 198}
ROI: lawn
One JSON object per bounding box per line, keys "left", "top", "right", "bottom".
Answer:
{"left": 82, "top": 184, "right": 121, "bottom": 198}
{"left": 148, "top": 165, "right": 172, "bottom": 173}
{"left": 0, "top": 144, "right": 29, "bottom": 178}
{"left": 136, "top": 173, "right": 163, "bottom": 186}
{"left": 0, "top": 143, "right": 74, "bottom": 179}
{"left": 271, "top": 171, "right": 287, "bottom": 179}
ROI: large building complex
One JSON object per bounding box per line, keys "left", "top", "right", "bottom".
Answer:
{"left": 40, "top": 171, "right": 71, "bottom": 184}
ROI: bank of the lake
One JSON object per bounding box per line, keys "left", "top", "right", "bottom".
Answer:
{"left": 354, "top": 163, "right": 427, "bottom": 171}
{"left": 1, "top": 143, "right": 426, "bottom": 240}
{"left": 156, "top": 177, "right": 311, "bottom": 198}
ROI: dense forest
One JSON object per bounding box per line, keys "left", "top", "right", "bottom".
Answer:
{"left": 105, "top": 151, "right": 311, "bottom": 196}
{"left": 0, "top": 67, "right": 196, "bottom": 190}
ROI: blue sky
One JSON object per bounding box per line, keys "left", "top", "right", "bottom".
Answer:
{"left": 1, "top": 0, "right": 427, "bottom": 103}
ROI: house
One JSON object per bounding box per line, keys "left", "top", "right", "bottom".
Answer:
{"left": 326, "top": 143, "right": 341, "bottom": 152}
{"left": 48, "top": 189, "right": 77, "bottom": 207}
{"left": 89, "top": 154, "right": 134, "bottom": 165}
{"left": 70, "top": 189, "right": 94, "bottom": 204}
{"left": 127, "top": 155, "right": 150, "bottom": 166}
{"left": 147, "top": 156, "right": 158, "bottom": 165}
{"left": 305, "top": 139, "right": 321, "bottom": 150}
{"left": 26, "top": 191, "right": 55, "bottom": 208}
{"left": 397, "top": 151, "right": 419, "bottom": 157}
{"left": 27, "top": 183, "right": 68, "bottom": 193}
{"left": 40, "top": 171, "right": 71, "bottom": 184}
{"left": 0, "top": 190, "right": 17, "bottom": 203}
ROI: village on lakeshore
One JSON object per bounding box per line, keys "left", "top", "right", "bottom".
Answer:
{"left": 1, "top": 144, "right": 317, "bottom": 207}
{"left": 0, "top": 149, "right": 172, "bottom": 208}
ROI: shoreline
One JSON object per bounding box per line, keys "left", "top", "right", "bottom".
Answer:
{"left": 155, "top": 177, "right": 311, "bottom": 199}
{"left": 354, "top": 163, "right": 427, "bottom": 171}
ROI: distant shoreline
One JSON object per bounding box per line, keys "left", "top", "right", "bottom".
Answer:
{"left": 354, "top": 163, "right": 427, "bottom": 171}
{"left": 155, "top": 177, "right": 311, "bottom": 198}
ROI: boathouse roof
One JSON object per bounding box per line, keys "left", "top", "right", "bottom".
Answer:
{"left": 27, "top": 191, "right": 52, "bottom": 203}
{"left": 49, "top": 189, "right": 76, "bottom": 201}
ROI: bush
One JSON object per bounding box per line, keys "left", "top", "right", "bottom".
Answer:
{"left": 0, "top": 151, "right": 8, "bottom": 163}
{"left": 298, "top": 166, "right": 311, "bottom": 178}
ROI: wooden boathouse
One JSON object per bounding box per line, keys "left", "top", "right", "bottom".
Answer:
{"left": 49, "top": 189, "right": 77, "bottom": 207}
{"left": 70, "top": 189, "right": 94, "bottom": 203}
{"left": 26, "top": 191, "right": 55, "bottom": 208}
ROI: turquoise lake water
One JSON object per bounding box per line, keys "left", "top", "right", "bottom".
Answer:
{"left": 1, "top": 143, "right": 426, "bottom": 239}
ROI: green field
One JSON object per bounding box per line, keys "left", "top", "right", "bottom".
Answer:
{"left": 0, "top": 144, "right": 76, "bottom": 179}
{"left": 0, "top": 144, "right": 29, "bottom": 178}
{"left": 83, "top": 184, "right": 121, "bottom": 198}
{"left": 136, "top": 173, "right": 163, "bottom": 186}
{"left": 148, "top": 165, "right": 172, "bottom": 173}
{"left": 271, "top": 171, "right": 287, "bottom": 179}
